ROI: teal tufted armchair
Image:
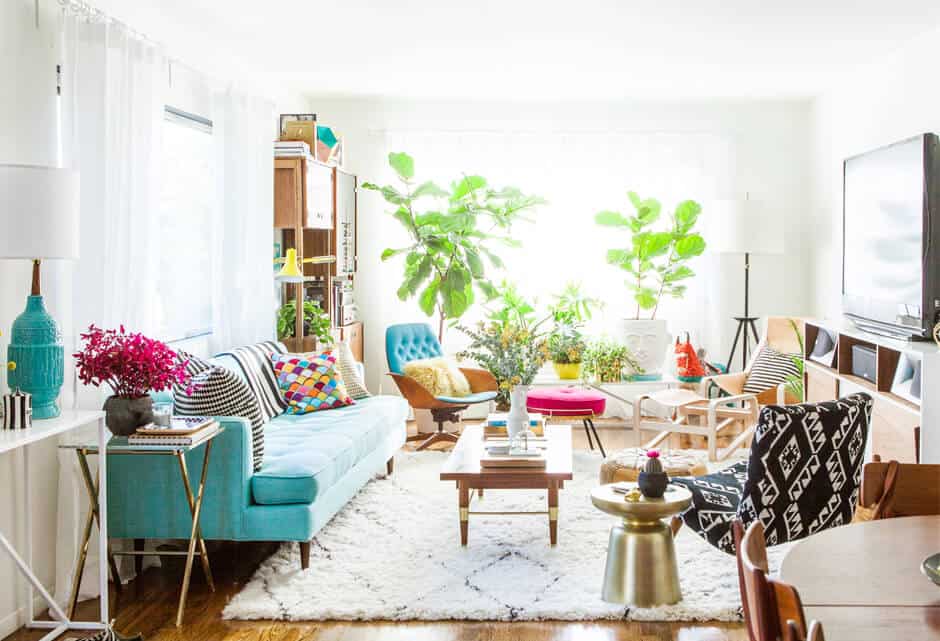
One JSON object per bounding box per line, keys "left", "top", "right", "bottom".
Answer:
{"left": 385, "top": 323, "right": 497, "bottom": 449}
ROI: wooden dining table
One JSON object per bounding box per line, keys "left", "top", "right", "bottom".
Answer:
{"left": 779, "top": 515, "right": 940, "bottom": 641}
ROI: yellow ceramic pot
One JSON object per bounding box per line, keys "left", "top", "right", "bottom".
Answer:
{"left": 553, "top": 362, "right": 582, "bottom": 380}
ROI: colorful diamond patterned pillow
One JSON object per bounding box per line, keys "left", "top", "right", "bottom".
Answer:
{"left": 271, "top": 352, "right": 355, "bottom": 414}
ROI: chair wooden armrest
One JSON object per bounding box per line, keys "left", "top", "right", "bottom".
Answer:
{"left": 459, "top": 367, "right": 498, "bottom": 392}
{"left": 387, "top": 372, "right": 450, "bottom": 410}
{"left": 701, "top": 372, "right": 747, "bottom": 396}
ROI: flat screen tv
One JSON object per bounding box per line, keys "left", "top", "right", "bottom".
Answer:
{"left": 843, "top": 133, "right": 940, "bottom": 340}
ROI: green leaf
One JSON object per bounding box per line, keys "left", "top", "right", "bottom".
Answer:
{"left": 481, "top": 248, "right": 504, "bottom": 268}
{"left": 414, "top": 211, "right": 444, "bottom": 227}
{"left": 451, "top": 175, "right": 487, "bottom": 200}
{"left": 392, "top": 206, "right": 412, "bottom": 230}
{"left": 639, "top": 232, "right": 672, "bottom": 259}
{"left": 412, "top": 180, "right": 448, "bottom": 199}
{"left": 674, "top": 200, "right": 702, "bottom": 233}
{"left": 674, "top": 233, "right": 706, "bottom": 258}
{"left": 628, "top": 191, "right": 642, "bottom": 209}
{"left": 360, "top": 182, "right": 380, "bottom": 191}
{"left": 465, "top": 248, "right": 484, "bottom": 278}
{"left": 377, "top": 185, "right": 407, "bottom": 205}
{"left": 477, "top": 280, "right": 499, "bottom": 300}
{"left": 595, "top": 210, "right": 630, "bottom": 227}
{"left": 381, "top": 248, "right": 408, "bottom": 261}
{"left": 388, "top": 152, "right": 414, "bottom": 180}
{"left": 439, "top": 212, "right": 475, "bottom": 233}
{"left": 636, "top": 199, "right": 662, "bottom": 225}
{"left": 418, "top": 279, "right": 440, "bottom": 316}
{"left": 606, "top": 248, "right": 634, "bottom": 267}
{"left": 664, "top": 265, "right": 695, "bottom": 281}
{"left": 635, "top": 288, "right": 657, "bottom": 310}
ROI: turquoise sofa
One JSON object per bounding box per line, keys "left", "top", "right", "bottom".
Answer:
{"left": 106, "top": 354, "right": 408, "bottom": 569}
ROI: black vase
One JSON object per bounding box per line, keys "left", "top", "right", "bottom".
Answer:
{"left": 103, "top": 395, "right": 154, "bottom": 436}
{"left": 637, "top": 471, "right": 668, "bottom": 499}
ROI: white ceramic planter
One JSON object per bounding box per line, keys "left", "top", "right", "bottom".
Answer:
{"left": 621, "top": 319, "right": 670, "bottom": 380}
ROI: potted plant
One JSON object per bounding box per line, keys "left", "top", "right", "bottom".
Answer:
{"left": 276, "top": 299, "right": 333, "bottom": 349}
{"left": 546, "top": 282, "right": 600, "bottom": 379}
{"left": 595, "top": 192, "right": 706, "bottom": 378}
{"left": 457, "top": 321, "right": 548, "bottom": 411}
{"left": 73, "top": 325, "right": 192, "bottom": 436}
{"left": 547, "top": 330, "right": 586, "bottom": 379}
{"left": 363, "top": 152, "right": 544, "bottom": 342}
{"left": 582, "top": 337, "right": 644, "bottom": 383}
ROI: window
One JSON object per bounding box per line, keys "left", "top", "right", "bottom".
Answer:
{"left": 154, "top": 106, "right": 213, "bottom": 341}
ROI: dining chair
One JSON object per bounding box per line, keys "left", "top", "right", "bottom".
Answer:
{"left": 735, "top": 519, "right": 809, "bottom": 641}
{"left": 858, "top": 458, "right": 940, "bottom": 519}
{"left": 385, "top": 323, "right": 498, "bottom": 450}
{"left": 786, "top": 620, "right": 826, "bottom": 641}
{"left": 672, "top": 393, "right": 873, "bottom": 553}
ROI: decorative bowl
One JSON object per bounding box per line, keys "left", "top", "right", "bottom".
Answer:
{"left": 922, "top": 553, "right": 940, "bottom": 586}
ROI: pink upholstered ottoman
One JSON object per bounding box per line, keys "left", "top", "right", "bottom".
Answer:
{"left": 526, "top": 386, "right": 607, "bottom": 457}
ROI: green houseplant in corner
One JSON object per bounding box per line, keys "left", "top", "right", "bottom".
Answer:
{"left": 276, "top": 300, "right": 333, "bottom": 347}
{"left": 363, "top": 152, "right": 544, "bottom": 342}
{"left": 595, "top": 192, "right": 706, "bottom": 379}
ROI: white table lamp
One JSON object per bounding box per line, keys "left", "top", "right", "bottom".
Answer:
{"left": 0, "top": 164, "right": 80, "bottom": 418}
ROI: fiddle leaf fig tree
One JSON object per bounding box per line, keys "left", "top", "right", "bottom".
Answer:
{"left": 596, "top": 191, "right": 706, "bottom": 319}
{"left": 363, "top": 152, "right": 544, "bottom": 341}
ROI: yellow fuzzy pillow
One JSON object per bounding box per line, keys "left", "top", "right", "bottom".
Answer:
{"left": 403, "top": 357, "right": 471, "bottom": 397}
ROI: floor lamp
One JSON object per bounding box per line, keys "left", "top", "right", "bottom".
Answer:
{"left": 712, "top": 198, "right": 783, "bottom": 371}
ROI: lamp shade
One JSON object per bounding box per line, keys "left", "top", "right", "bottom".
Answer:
{"left": 708, "top": 198, "right": 783, "bottom": 255}
{"left": 0, "top": 164, "right": 79, "bottom": 259}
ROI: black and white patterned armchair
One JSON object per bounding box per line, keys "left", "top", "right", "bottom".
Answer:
{"left": 671, "top": 393, "right": 873, "bottom": 554}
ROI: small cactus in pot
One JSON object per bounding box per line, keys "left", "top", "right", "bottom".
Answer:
{"left": 637, "top": 449, "right": 668, "bottom": 498}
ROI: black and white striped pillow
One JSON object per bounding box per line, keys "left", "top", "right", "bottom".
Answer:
{"left": 173, "top": 365, "right": 265, "bottom": 471}
{"left": 743, "top": 346, "right": 801, "bottom": 395}
{"left": 216, "top": 341, "right": 287, "bottom": 422}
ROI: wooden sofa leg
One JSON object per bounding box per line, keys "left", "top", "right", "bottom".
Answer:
{"left": 300, "top": 541, "right": 311, "bottom": 570}
{"left": 386, "top": 456, "right": 395, "bottom": 476}
{"left": 134, "top": 538, "right": 144, "bottom": 577}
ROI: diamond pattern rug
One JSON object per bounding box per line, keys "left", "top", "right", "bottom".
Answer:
{"left": 223, "top": 449, "right": 787, "bottom": 622}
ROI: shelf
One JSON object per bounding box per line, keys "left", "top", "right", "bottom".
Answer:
{"left": 881, "top": 392, "right": 920, "bottom": 414}
{"left": 839, "top": 372, "right": 876, "bottom": 392}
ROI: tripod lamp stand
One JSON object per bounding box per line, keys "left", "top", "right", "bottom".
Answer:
{"left": 712, "top": 198, "right": 783, "bottom": 371}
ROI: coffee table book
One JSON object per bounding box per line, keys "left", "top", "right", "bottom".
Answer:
{"left": 479, "top": 453, "right": 546, "bottom": 468}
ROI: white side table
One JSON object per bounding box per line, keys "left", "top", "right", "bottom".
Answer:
{"left": 0, "top": 410, "right": 108, "bottom": 640}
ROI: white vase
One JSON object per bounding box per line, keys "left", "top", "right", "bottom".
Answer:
{"left": 506, "top": 385, "right": 531, "bottom": 444}
{"left": 621, "top": 319, "right": 670, "bottom": 380}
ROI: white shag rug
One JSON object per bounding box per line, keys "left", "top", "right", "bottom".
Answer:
{"left": 223, "top": 449, "right": 787, "bottom": 622}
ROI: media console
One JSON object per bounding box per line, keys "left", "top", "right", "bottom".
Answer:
{"left": 803, "top": 319, "right": 938, "bottom": 464}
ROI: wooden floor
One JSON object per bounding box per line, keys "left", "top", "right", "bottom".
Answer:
{"left": 4, "top": 423, "right": 746, "bottom": 641}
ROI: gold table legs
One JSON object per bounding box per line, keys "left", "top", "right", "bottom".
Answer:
{"left": 70, "top": 441, "right": 215, "bottom": 627}
{"left": 601, "top": 517, "right": 682, "bottom": 607}
{"left": 456, "top": 480, "right": 561, "bottom": 546}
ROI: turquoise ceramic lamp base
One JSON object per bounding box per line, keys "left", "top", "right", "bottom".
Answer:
{"left": 7, "top": 294, "right": 64, "bottom": 420}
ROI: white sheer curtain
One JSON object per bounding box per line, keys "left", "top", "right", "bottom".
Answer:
{"left": 208, "top": 88, "right": 277, "bottom": 354}
{"left": 55, "top": 4, "right": 167, "bottom": 604}
{"left": 380, "top": 129, "right": 730, "bottom": 358}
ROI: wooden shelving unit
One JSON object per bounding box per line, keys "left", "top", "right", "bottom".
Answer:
{"left": 274, "top": 155, "right": 360, "bottom": 357}
{"left": 803, "top": 319, "right": 936, "bottom": 463}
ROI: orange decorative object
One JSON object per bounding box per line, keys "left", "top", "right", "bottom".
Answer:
{"left": 675, "top": 333, "right": 706, "bottom": 382}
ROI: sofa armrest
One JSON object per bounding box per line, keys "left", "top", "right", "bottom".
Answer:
{"left": 106, "top": 416, "right": 254, "bottom": 541}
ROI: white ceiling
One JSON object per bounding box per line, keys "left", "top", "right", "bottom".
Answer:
{"left": 90, "top": 0, "right": 940, "bottom": 100}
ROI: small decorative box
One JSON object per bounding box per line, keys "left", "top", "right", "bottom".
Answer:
{"left": 3, "top": 389, "right": 32, "bottom": 429}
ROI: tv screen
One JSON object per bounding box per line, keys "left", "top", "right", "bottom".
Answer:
{"left": 843, "top": 135, "right": 930, "bottom": 335}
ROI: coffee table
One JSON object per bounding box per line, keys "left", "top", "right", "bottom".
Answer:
{"left": 439, "top": 424, "right": 573, "bottom": 545}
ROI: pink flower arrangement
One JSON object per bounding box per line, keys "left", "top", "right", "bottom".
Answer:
{"left": 647, "top": 449, "right": 660, "bottom": 459}
{"left": 73, "top": 325, "right": 192, "bottom": 398}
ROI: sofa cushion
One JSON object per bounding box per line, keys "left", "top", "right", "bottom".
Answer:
{"left": 216, "top": 341, "right": 287, "bottom": 422}
{"left": 250, "top": 395, "right": 408, "bottom": 505}
{"left": 272, "top": 352, "right": 355, "bottom": 414}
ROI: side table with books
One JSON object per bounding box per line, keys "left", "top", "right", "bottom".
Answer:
{"left": 59, "top": 416, "right": 222, "bottom": 627}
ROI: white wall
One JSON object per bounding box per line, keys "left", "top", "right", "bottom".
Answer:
{"left": 0, "top": 0, "right": 66, "bottom": 636}
{"left": 808, "top": 25, "right": 940, "bottom": 318}
{"left": 306, "top": 97, "right": 814, "bottom": 392}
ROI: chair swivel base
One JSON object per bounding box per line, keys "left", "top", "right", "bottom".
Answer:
{"left": 415, "top": 405, "right": 466, "bottom": 451}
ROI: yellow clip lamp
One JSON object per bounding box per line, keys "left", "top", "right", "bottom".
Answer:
{"left": 274, "top": 248, "right": 335, "bottom": 283}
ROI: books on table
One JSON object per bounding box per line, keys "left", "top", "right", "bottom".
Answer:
{"left": 480, "top": 452, "right": 546, "bottom": 468}
{"left": 128, "top": 417, "right": 219, "bottom": 447}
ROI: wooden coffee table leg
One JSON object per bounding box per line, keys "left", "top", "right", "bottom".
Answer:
{"left": 548, "top": 481, "right": 559, "bottom": 545}
{"left": 458, "top": 481, "right": 470, "bottom": 545}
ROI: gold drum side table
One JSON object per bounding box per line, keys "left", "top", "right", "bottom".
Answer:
{"left": 590, "top": 483, "right": 692, "bottom": 607}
